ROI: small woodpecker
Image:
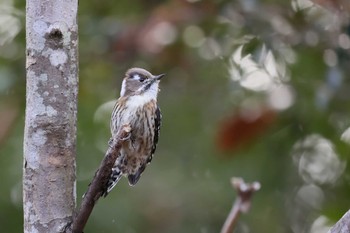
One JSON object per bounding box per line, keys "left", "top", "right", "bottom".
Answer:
{"left": 103, "top": 67, "right": 164, "bottom": 196}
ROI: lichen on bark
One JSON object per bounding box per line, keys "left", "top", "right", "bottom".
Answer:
{"left": 24, "top": 0, "right": 78, "bottom": 232}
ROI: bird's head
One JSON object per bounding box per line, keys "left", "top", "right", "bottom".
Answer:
{"left": 120, "top": 67, "right": 165, "bottom": 98}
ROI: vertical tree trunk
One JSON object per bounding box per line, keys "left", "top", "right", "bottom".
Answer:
{"left": 23, "top": 0, "right": 78, "bottom": 232}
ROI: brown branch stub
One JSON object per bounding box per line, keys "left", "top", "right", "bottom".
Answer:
{"left": 328, "top": 210, "right": 350, "bottom": 233}
{"left": 220, "top": 177, "right": 261, "bottom": 233}
{"left": 72, "top": 125, "right": 131, "bottom": 233}
{"left": 231, "top": 177, "right": 261, "bottom": 213}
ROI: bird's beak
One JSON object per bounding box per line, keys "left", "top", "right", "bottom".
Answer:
{"left": 154, "top": 74, "right": 165, "bottom": 80}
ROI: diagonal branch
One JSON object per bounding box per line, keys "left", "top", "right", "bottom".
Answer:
{"left": 328, "top": 210, "right": 350, "bottom": 233}
{"left": 72, "top": 125, "right": 131, "bottom": 233}
{"left": 220, "top": 177, "right": 261, "bottom": 233}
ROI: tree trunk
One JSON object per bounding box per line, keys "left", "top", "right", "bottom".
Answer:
{"left": 23, "top": 0, "right": 78, "bottom": 232}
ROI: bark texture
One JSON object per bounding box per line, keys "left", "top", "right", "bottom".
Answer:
{"left": 328, "top": 210, "right": 350, "bottom": 233}
{"left": 24, "top": 0, "right": 78, "bottom": 232}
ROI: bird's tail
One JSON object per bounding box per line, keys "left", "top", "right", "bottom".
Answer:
{"left": 102, "top": 167, "right": 122, "bottom": 197}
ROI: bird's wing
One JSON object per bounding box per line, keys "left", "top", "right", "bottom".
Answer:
{"left": 149, "top": 105, "right": 162, "bottom": 162}
{"left": 127, "top": 106, "right": 162, "bottom": 185}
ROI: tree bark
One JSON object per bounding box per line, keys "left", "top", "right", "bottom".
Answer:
{"left": 23, "top": 0, "right": 78, "bottom": 232}
{"left": 328, "top": 210, "right": 350, "bottom": 233}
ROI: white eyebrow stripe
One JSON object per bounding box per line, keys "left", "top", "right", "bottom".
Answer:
{"left": 133, "top": 74, "right": 141, "bottom": 80}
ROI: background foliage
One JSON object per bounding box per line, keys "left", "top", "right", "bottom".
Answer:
{"left": 1, "top": 0, "right": 350, "bottom": 232}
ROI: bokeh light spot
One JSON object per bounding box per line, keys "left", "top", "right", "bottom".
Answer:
{"left": 182, "top": 25, "right": 205, "bottom": 48}
{"left": 268, "top": 85, "right": 295, "bottom": 110}
{"left": 292, "top": 134, "right": 346, "bottom": 185}
{"left": 323, "top": 49, "right": 337, "bottom": 67}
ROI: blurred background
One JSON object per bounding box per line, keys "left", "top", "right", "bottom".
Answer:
{"left": 1, "top": 0, "right": 350, "bottom": 232}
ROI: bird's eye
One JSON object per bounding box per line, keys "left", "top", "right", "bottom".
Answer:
{"left": 132, "top": 74, "right": 146, "bottom": 82}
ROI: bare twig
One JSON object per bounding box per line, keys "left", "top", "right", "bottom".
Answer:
{"left": 72, "top": 125, "right": 131, "bottom": 233}
{"left": 328, "top": 210, "right": 350, "bottom": 233}
{"left": 220, "top": 177, "right": 261, "bottom": 233}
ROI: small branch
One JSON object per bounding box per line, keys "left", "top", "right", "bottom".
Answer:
{"left": 220, "top": 177, "right": 261, "bottom": 233}
{"left": 72, "top": 125, "right": 131, "bottom": 233}
{"left": 328, "top": 210, "right": 350, "bottom": 233}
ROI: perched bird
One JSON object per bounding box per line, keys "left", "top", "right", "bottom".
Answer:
{"left": 103, "top": 67, "right": 164, "bottom": 196}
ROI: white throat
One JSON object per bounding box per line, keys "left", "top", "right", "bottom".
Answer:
{"left": 137, "top": 81, "right": 159, "bottom": 99}
{"left": 122, "top": 81, "right": 159, "bottom": 108}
